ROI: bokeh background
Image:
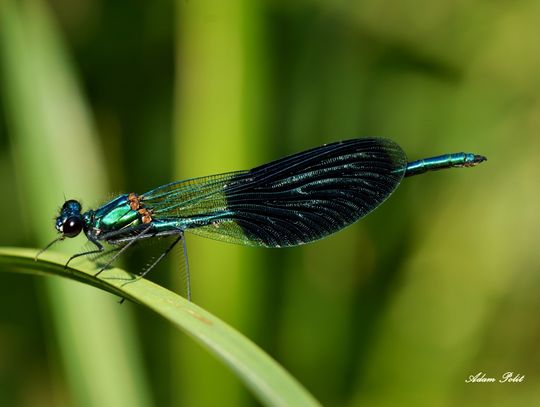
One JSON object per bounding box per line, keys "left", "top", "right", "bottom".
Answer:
{"left": 1, "top": 0, "right": 539, "bottom": 406}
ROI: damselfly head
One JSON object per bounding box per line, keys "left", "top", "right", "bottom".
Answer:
{"left": 56, "top": 200, "right": 84, "bottom": 238}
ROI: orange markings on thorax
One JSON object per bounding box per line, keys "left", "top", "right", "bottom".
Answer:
{"left": 128, "top": 193, "right": 141, "bottom": 210}
{"left": 138, "top": 208, "right": 153, "bottom": 224}
{"left": 128, "top": 193, "right": 153, "bottom": 224}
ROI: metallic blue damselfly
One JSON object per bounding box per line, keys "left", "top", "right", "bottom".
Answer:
{"left": 37, "top": 138, "right": 486, "bottom": 300}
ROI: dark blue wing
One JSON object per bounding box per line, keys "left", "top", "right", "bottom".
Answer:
{"left": 142, "top": 138, "right": 408, "bottom": 247}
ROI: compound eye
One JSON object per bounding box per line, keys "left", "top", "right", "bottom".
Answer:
{"left": 62, "top": 200, "right": 82, "bottom": 211}
{"left": 62, "top": 217, "right": 83, "bottom": 238}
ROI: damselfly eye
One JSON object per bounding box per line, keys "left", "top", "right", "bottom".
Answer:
{"left": 62, "top": 199, "right": 82, "bottom": 212}
{"left": 62, "top": 217, "right": 83, "bottom": 238}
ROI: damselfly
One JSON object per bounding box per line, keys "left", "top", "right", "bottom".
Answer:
{"left": 37, "top": 138, "right": 486, "bottom": 300}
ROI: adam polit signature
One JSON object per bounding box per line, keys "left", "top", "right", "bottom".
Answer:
{"left": 465, "top": 372, "right": 525, "bottom": 383}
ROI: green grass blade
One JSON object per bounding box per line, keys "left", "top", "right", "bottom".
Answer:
{"left": 173, "top": 0, "right": 269, "bottom": 403}
{"left": 0, "top": 247, "right": 321, "bottom": 407}
{"left": 0, "top": 1, "right": 152, "bottom": 405}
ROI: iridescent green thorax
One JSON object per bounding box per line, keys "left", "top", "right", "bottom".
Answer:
{"left": 88, "top": 194, "right": 141, "bottom": 233}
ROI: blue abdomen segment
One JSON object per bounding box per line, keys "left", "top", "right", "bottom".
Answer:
{"left": 404, "top": 153, "right": 487, "bottom": 177}
{"left": 151, "top": 212, "right": 234, "bottom": 232}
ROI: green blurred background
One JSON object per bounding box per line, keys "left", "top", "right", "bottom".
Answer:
{"left": 1, "top": 0, "right": 539, "bottom": 406}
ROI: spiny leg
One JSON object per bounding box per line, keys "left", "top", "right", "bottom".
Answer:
{"left": 91, "top": 246, "right": 122, "bottom": 263}
{"left": 137, "top": 232, "right": 191, "bottom": 301}
{"left": 94, "top": 224, "right": 153, "bottom": 277}
{"left": 35, "top": 236, "right": 64, "bottom": 261}
{"left": 65, "top": 237, "right": 104, "bottom": 268}
{"left": 181, "top": 234, "right": 191, "bottom": 302}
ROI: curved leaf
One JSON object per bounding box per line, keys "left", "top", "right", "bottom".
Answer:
{"left": 0, "top": 247, "right": 320, "bottom": 407}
